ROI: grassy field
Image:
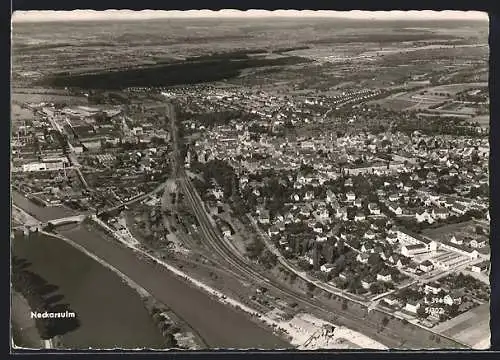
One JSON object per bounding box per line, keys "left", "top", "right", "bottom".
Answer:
{"left": 12, "top": 91, "right": 88, "bottom": 106}
{"left": 11, "top": 103, "right": 35, "bottom": 122}
{"left": 470, "top": 114, "right": 489, "bottom": 127}
{"left": 440, "top": 303, "right": 490, "bottom": 349}
{"left": 12, "top": 231, "right": 166, "bottom": 349}
{"left": 423, "top": 82, "right": 488, "bottom": 96}
{"left": 374, "top": 98, "right": 417, "bottom": 111}
{"left": 422, "top": 221, "right": 477, "bottom": 240}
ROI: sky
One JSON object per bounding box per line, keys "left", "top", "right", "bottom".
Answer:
{"left": 12, "top": 10, "right": 488, "bottom": 23}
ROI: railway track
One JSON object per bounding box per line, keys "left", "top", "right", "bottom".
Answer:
{"left": 167, "top": 101, "right": 465, "bottom": 349}
{"left": 179, "top": 176, "right": 415, "bottom": 348}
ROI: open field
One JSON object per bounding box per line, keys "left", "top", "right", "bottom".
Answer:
{"left": 470, "top": 114, "right": 489, "bottom": 127}
{"left": 12, "top": 231, "right": 166, "bottom": 349}
{"left": 422, "top": 220, "right": 488, "bottom": 243}
{"left": 369, "top": 82, "right": 488, "bottom": 113}
{"left": 11, "top": 103, "right": 35, "bottom": 122}
{"left": 11, "top": 91, "right": 88, "bottom": 106}
{"left": 437, "top": 303, "right": 490, "bottom": 349}
{"left": 422, "top": 221, "right": 476, "bottom": 239}
{"left": 422, "top": 82, "right": 487, "bottom": 96}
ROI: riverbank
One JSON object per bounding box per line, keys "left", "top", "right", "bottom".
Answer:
{"left": 12, "top": 194, "right": 289, "bottom": 349}
{"left": 87, "top": 217, "right": 295, "bottom": 347}
{"left": 40, "top": 229, "right": 206, "bottom": 349}
{"left": 11, "top": 291, "right": 45, "bottom": 349}
{"left": 12, "top": 230, "right": 167, "bottom": 349}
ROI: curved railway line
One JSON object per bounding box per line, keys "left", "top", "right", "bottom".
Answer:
{"left": 162, "top": 100, "right": 468, "bottom": 349}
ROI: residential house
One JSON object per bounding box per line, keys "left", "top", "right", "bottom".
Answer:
{"left": 382, "top": 295, "right": 400, "bottom": 307}
{"left": 396, "top": 256, "right": 410, "bottom": 269}
{"left": 406, "top": 262, "right": 420, "bottom": 273}
{"left": 279, "top": 238, "right": 289, "bottom": 247}
{"left": 450, "top": 235, "right": 464, "bottom": 245}
{"left": 443, "top": 290, "right": 464, "bottom": 306}
{"left": 432, "top": 207, "right": 450, "bottom": 220}
{"left": 419, "top": 260, "right": 434, "bottom": 272}
{"left": 376, "top": 269, "right": 393, "bottom": 282}
{"left": 387, "top": 202, "right": 403, "bottom": 215}
{"left": 268, "top": 226, "right": 280, "bottom": 237}
{"left": 300, "top": 205, "right": 311, "bottom": 217}
{"left": 404, "top": 300, "right": 421, "bottom": 314}
{"left": 275, "top": 213, "right": 285, "bottom": 223}
{"left": 346, "top": 191, "right": 356, "bottom": 202}
{"left": 424, "top": 282, "right": 442, "bottom": 295}
{"left": 451, "top": 202, "right": 468, "bottom": 215}
{"left": 304, "top": 190, "right": 315, "bottom": 201}
{"left": 361, "top": 243, "right": 374, "bottom": 253}
{"left": 441, "top": 197, "right": 455, "bottom": 208}
{"left": 320, "top": 263, "right": 335, "bottom": 274}
{"left": 364, "top": 230, "right": 376, "bottom": 240}
{"left": 471, "top": 261, "right": 489, "bottom": 273}
{"left": 368, "top": 203, "right": 381, "bottom": 215}
{"left": 325, "top": 190, "right": 337, "bottom": 204}
{"left": 361, "top": 277, "right": 375, "bottom": 290}
{"left": 357, "top": 253, "right": 370, "bottom": 264}
{"left": 416, "top": 209, "right": 434, "bottom": 223}
{"left": 386, "top": 233, "right": 399, "bottom": 245}
{"left": 354, "top": 199, "right": 363, "bottom": 208}
{"left": 314, "top": 208, "right": 330, "bottom": 222}
{"left": 313, "top": 223, "right": 324, "bottom": 234}
{"left": 316, "top": 234, "right": 328, "bottom": 243}
{"left": 388, "top": 193, "right": 399, "bottom": 202}
{"left": 336, "top": 207, "right": 348, "bottom": 220}
{"left": 258, "top": 210, "right": 271, "bottom": 224}
{"left": 355, "top": 212, "right": 366, "bottom": 222}
{"left": 427, "top": 171, "right": 438, "bottom": 182}
{"left": 469, "top": 238, "right": 487, "bottom": 249}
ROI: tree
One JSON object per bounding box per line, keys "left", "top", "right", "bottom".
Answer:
{"left": 306, "top": 282, "right": 316, "bottom": 293}
{"left": 342, "top": 299, "right": 348, "bottom": 310}
{"left": 416, "top": 305, "right": 427, "bottom": 318}
{"left": 369, "top": 282, "right": 383, "bottom": 294}
{"left": 381, "top": 316, "right": 390, "bottom": 327}
{"left": 260, "top": 250, "right": 277, "bottom": 269}
{"left": 164, "top": 331, "right": 178, "bottom": 348}
{"left": 44, "top": 222, "right": 56, "bottom": 233}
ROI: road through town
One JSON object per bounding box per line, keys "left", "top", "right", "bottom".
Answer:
{"left": 166, "top": 101, "right": 467, "bottom": 349}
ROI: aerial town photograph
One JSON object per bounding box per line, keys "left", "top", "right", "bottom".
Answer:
{"left": 10, "top": 9, "right": 490, "bottom": 351}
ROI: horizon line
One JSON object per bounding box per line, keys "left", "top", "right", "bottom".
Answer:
{"left": 12, "top": 10, "right": 489, "bottom": 23}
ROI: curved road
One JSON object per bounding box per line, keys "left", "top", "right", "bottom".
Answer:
{"left": 168, "top": 100, "right": 468, "bottom": 350}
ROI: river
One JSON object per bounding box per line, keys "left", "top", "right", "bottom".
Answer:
{"left": 11, "top": 192, "right": 290, "bottom": 349}
{"left": 12, "top": 231, "right": 166, "bottom": 349}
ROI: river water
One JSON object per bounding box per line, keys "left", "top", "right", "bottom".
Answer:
{"left": 11, "top": 192, "right": 290, "bottom": 349}
{"left": 12, "top": 231, "right": 166, "bottom": 349}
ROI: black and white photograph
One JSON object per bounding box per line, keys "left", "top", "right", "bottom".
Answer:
{"left": 10, "top": 9, "right": 491, "bottom": 351}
